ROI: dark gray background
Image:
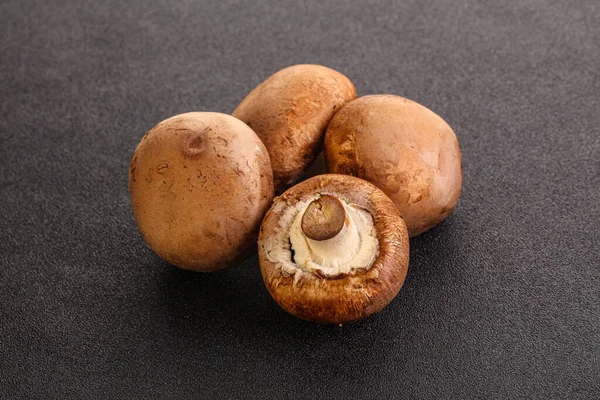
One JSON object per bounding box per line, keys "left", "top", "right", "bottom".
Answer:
{"left": 1, "top": 0, "right": 599, "bottom": 398}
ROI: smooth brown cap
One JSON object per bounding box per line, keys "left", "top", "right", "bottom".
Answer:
{"left": 233, "top": 64, "right": 356, "bottom": 193}
{"left": 325, "top": 95, "right": 462, "bottom": 236}
{"left": 129, "top": 112, "right": 274, "bottom": 271}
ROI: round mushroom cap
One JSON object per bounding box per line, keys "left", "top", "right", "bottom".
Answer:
{"left": 233, "top": 64, "right": 357, "bottom": 193}
{"left": 258, "top": 174, "right": 409, "bottom": 324}
{"left": 325, "top": 95, "right": 462, "bottom": 236}
{"left": 129, "top": 112, "right": 274, "bottom": 271}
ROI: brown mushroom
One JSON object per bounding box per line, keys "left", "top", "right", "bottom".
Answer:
{"left": 129, "top": 112, "right": 274, "bottom": 271}
{"left": 324, "top": 95, "right": 462, "bottom": 236}
{"left": 232, "top": 64, "right": 356, "bottom": 193}
{"left": 258, "top": 174, "right": 409, "bottom": 324}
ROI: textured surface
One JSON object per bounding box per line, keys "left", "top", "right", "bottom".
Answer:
{"left": 233, "top": 64, "right": 356, "bottom": 193}
{"left": 1, "top": 0, "right": 599, "bottom": 398}
{"left": 129, "top": 112, "right": 274, "bottom": 271}
{"left": 324, "top": 94, "right": 462, "bottom": 236}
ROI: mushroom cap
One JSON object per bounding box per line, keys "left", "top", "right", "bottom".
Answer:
{"left": 129, "top": 112, "right": 274, "bottom": 271}
{"left": 258, "top": 174, "right": 409, "bottom": 324}
{"left": 232, "top": 64, "right": 356, "bottom": 193}
{"left": 325, "top": 95, "right": 462, "bottom": 236}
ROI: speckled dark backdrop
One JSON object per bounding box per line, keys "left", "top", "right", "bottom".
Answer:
{"left": 1, "top": 0, "right": 599, "bottom": 398}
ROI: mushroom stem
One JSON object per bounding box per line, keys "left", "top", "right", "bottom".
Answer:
{"left": 301, "top": 195, "right": 346, "bottom": 241}
{"left": 293, "top": 195, "right": 368, "bottom": 272}
{"left": 287, "top": 191, "right": 380, "bottom": 276}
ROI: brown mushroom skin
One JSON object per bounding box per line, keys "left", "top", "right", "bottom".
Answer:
{"left": 258, "top": 174, "right": 409, "bottom": 324}
{"left": 129, "top": 112, "right": 274, "bottom": 272}
{"left": 232, "top": 64, "right": 357, "bottom": 193}
{"left": 324, "top": 95, "right": 462, "bottom": 237}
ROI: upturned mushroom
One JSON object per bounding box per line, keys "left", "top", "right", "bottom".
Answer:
{"left": 233, "top": 64, "right": 356, "bottom": 193}
{"left": 129, "top": 112, "right": 274, "bottom": 271}
{"left": 258, "top": 174, "right": 409, "bottom": 324}
{"left": 325, "top": 95, "right": 462, "bottom": 236}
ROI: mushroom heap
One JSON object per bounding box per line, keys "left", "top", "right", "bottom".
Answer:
{"left": 128, "top": 64, "right": 462, "bottom": 323}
